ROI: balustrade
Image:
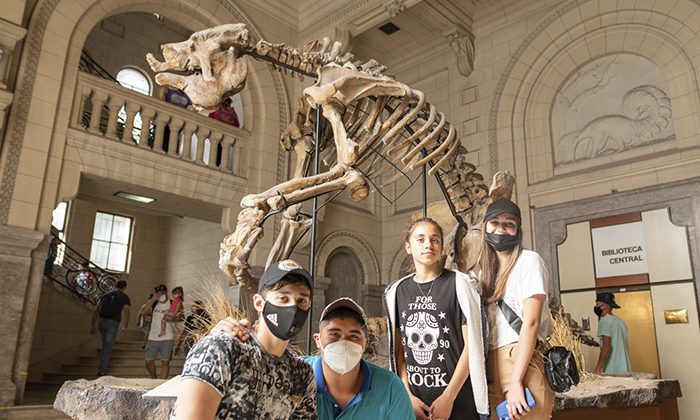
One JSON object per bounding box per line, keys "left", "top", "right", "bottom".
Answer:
{"left": 73, "top": 72, "right": 249, "bottom": 176}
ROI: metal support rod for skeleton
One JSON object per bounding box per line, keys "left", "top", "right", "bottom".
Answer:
{"left": 307, "top": 106, "right": 322, "bottom": 353}
{"left": 422, "top": 165, "right": 428, "bottom": 218}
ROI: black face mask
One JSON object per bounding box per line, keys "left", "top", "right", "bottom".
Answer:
{"left": 485, "top": 232, "right": 520, "bottom": 252}
{"left": 262, "top": 301, "right": 309, "bottom": 341}
{"left": 593, "top": 306, "right": 604, "bottom": 317}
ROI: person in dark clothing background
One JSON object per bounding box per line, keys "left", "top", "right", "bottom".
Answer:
{"left": 90, "top": 280, "right": 130, "bottom": 376}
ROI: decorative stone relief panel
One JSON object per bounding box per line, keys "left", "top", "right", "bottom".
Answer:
{"left": 552, "top": 54, "right": 675, "bottom": 165}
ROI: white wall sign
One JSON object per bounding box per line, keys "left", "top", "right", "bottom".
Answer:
{"left": 591, "top": 221, "right": 649, "bottom": 278}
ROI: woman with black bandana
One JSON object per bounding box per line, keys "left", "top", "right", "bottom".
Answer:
{"left": 477, "top": 198, "right": 555, "bottom": 420}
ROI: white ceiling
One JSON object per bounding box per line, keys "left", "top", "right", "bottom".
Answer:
{"left": 78, "top": 174, "right": 223, "bottom": 223}
{"left": 350, "top": 1, "right": 475, "bottom": 70}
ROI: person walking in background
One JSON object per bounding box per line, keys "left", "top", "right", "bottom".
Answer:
{"left": 141, "top": 284, "right": 176, "bottom": 379}
{"left": 90, "top": 280, "right": 130, "bottom": 377}
{"left": 477, "top": 198, "right": 554, "bottom": 420}
{"left": 384, "top": 217, "right": 489, "bottom": 420}
{"left": 594, "top": 292, "right": 631, "bottom": 374}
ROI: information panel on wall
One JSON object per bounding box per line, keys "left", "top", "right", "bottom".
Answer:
{"left": 591, "top": 221, "right": 649, "bottom": 278}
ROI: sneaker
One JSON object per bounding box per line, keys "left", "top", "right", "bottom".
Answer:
{"left": 97, "top": 371, "right": 106, "bottom": 377}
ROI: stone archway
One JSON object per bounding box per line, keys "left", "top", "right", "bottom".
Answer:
{"left": 316, "top": 231, "right": 380, "bottom": 285}
{"left": 389, "top": 245, "right": 414, "bottom": 281}
{"left": 323, "top": 246, "right": 364, "bottom": 304}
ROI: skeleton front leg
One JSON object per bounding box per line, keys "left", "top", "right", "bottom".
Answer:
{"left": 266, "top": 204, "right": 312, "bottom": 267}
{"left": 219, "top": 207, "right": 266, "bottom": 291}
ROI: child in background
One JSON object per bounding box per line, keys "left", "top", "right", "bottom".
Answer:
{"left": 384, "top": 218, "right": 489, "bottom": 420}
{"left": 159, "top": 286, "right": 184, "bottom": 337}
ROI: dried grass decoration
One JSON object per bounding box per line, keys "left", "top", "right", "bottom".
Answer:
{"left": 547, "top": 305, "right": 594, "bottom": 381}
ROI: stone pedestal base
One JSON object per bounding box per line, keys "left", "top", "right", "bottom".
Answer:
{"left": 53, "top": 372, "right": 682, "bottom": 420}
{"left": 553, "top": 375, "right": 681, "bottom": 420}
{"left": 553, "top": 398, "right": 679, "bottom": 420}
{"left": 54, "top": 377, "right": 173, "bottom": 420}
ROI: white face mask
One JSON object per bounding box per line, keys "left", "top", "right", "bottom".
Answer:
{"left": 320, "top": 339, "right": 364, "bottom": 375}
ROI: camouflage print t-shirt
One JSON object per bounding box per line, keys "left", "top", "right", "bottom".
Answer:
{"left": 171, "top": 332, "right": 317, "bottom": 420}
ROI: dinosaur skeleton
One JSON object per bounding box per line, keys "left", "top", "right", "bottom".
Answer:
{"left": 147, "top": 23, "right": 514, "bottom": 291}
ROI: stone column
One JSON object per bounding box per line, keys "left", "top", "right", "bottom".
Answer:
{"left": 0, "top": 225, "right": 44, "bottom": 407}
{"left": 361, "top": 284, "right": 386, "bottom": 317}
{"left": 0, "top": 18, "right": 27, "bottom": 139}
{"left": 12, "top": 233, "right": 50, "bottom": 404}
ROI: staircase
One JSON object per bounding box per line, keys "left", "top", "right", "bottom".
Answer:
{"left": 12, "top": 338, "right": 185, "bottom": 418}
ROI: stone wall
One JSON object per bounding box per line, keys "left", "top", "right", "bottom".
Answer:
{"left": 83, "top": 12, "right": 191, "bottom": 97}
{"left": 161, "top": 216, "right": 230, "bottom": 307}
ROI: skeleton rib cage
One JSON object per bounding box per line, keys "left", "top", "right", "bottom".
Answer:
{"left": 147, "top": 23, "right": 499, "bottom": 291}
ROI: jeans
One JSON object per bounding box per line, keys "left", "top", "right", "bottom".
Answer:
{"left": 97, "top": 317, "right": 120, "bottom": 374}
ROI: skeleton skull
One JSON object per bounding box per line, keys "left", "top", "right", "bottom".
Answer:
{"left": 405, "top": 312, "right": 439, "bottom": 365}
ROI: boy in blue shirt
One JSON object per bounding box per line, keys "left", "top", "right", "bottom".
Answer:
{"left": 303, "top": 298, "right": 413, "bottom": 419}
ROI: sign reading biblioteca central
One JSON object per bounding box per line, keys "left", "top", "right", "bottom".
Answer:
{"left": 591, "top": 221, "right": 649, "bottom": 278}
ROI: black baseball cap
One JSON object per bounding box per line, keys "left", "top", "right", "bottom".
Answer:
{"left": 484, "top": 197, "right": 522, "bottom": 225}
{"left": 320, "top": 297, "right": 367, "bottom": 326}
{"left": 258, "top": 259, "right": 313, "bottom": 292}
{"left": 596, "top": 292, "right": 621, "bottom": 308}
{"left": 154, "top": 284, "right": 167, "bottom": 292}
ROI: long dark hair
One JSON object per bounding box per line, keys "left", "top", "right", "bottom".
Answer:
{"left": 478, "top": 223, "right": 523, "bottom": 303}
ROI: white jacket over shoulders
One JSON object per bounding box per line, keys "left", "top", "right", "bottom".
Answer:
{"left": 383, "top": 269, "right": 490, "bottom": 419}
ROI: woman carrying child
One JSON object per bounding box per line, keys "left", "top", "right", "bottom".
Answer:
{"left": 384, "top": 217, "right": 490, "bottom": 420}
{"left": 477, "top": 198, "right": 554, "bottom": 419}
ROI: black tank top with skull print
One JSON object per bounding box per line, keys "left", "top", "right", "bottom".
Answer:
{"left": 395, "top": 270, "right": 478, "bottom": 419}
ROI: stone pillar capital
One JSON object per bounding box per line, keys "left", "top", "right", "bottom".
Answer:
{"left": 443, "top": 24, "right": 475, "bottom": 77}
{"left": 383, "top": 0, "right": 406, "bottom": 18}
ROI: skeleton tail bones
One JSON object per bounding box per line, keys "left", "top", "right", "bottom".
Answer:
{"left": 148, "top": 24, "right": 512, "bottom": 291}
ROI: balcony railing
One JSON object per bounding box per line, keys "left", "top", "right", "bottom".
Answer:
{"left": 72, "top": 72, "right": 248, "bottom": 177}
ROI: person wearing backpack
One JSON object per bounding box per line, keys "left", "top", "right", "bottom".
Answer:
{"left": 90, "top": 280, "right": 131, "bottom": 376}
{"left": 477, "top": 198, "right": 554, "bottom": 419}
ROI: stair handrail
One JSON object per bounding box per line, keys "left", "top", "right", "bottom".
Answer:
{"left": 79, "top": 49, "right": 118, "bottom": 83}
{"left": 44, "top": 230, "right": 125, "bottom": 306}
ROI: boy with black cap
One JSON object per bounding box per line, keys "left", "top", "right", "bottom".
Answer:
{"left": 172, "top": 259, "right": 317, "bottom": 419}
{"left": 594, "top": 292, "right": 630, "bottom": 373}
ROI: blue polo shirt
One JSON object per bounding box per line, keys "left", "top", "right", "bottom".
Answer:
{"left": 301, "top": 355, "right": 413, "bottom": 420}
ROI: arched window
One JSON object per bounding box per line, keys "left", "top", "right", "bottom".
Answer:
{"left": 115, "top": 67, "right": 151, "bottom": 142}
{"left": 116, "top": 67, "right": 151, "bottom": 95}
